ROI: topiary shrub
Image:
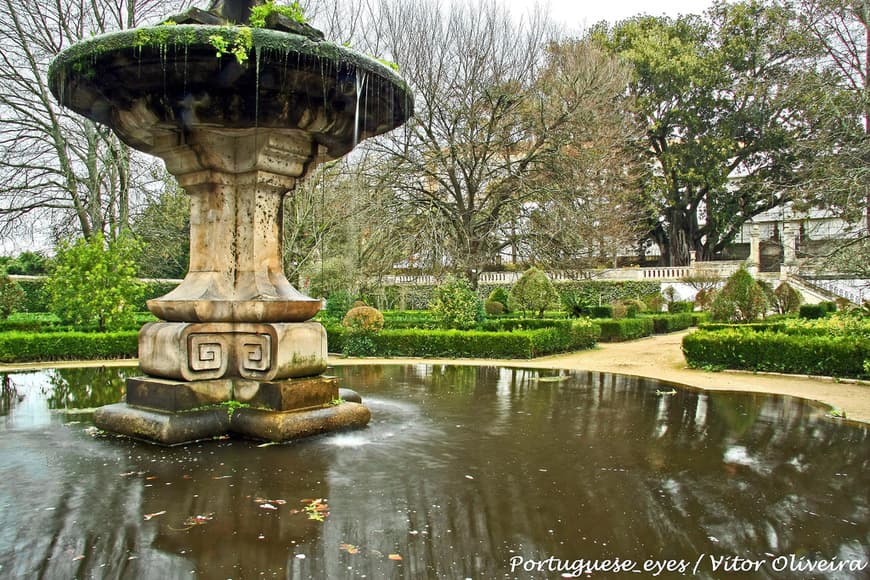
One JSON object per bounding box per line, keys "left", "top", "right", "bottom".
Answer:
{"left": 487, "top": 287, "right": 510, "bottom": 313}
{"left": 0, "top": 275, "right": 26, "bottom": 319}
{"left": 589, "top": 305, "right": 613, "bottom": 318}
{"left": 341, "top": 305, "right": 385, "bottom": 356}
{"left": 668, "top": 301, "right": 694, "bottom": 314}
{"left": 430, "top": 275, "right": 483, "bottom": 330}
{"left": 799, "top": 303, "right": 828, "bottom": 319}
{"left": 611, "top": 301, "right": 628, "bottom": 319}
{"left": 771, "top": 282, "right": 802, "bottom": 315}
{"left": 509, "top": 267, "right": 559, "bottom": 318}
{"left": 709, "top": 267, "right": 768, "bottom": 323}
{"left": 694, "top": 287, "right": 716, "bottom": 311}
{"left": 484, "top": 300, "right": 505, "bottom": 315}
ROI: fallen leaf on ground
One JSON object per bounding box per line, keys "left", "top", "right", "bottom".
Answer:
{"left": 339, "top": 543, "right": 360, "bottom": 554}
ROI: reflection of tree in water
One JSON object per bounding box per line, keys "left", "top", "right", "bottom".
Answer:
{"left": 0, "top": 373, "right": 24, "bottom": 415}
{"left": 44, "top": 366, "right": 137, "bottom": 410}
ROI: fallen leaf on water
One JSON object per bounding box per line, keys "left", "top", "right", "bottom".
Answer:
{"left": 388, "top": 554, "right": 403, "bottom": 561}
{"left": 301, "top": 499, "right": 329, "bottom": 521}
{"left": 259, "top": 503, "right": 277, "bottom": 510}
{"left": 339, "top": 543, "right": 360, "bottom": 555}
{"left": 145, "top": 476, "right": 158, "bottom": 481}
{"left": 144, "top": 510, "right": 166, "bottom": 521}
{"left": 72, "top": 555, "right": 85, "bottom": 561}
{"left": 254, "top": 497, "right": 287, "bottom": 506}
{"left": 257, "top": 442, "right": 279, "bottom": 448}
{"left": 212, "top": 475, "right": 232, "bottom": 480}
{"left": 169, "top": 513, "right": 215, "bottom": 531}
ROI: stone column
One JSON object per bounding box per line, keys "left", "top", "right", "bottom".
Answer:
{"left": 747, "top": 224, "right": 760, "bottom": 275}
{"left": 780, "top": 221, "right": 798, "bottom": 279}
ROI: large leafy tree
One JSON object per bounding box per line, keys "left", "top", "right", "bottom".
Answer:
{"left": 594, "top": 0, "right": 820, "bottom": 265}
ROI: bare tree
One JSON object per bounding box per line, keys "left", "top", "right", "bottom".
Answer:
{"left": 354, "top": 0, "right": 572, "bottom": 287}
{"left": 0, "top": 0, "right": 192, "bottom": 245}
{"left": 521, "top": 40, "right": 649, "bottom": 270}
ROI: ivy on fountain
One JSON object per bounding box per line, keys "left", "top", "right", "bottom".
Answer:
{"left": 249, "top": 0, "right": 306, "bottom": 27}
{"left": 208, "top": 26, "right": 253, "bottom": 63}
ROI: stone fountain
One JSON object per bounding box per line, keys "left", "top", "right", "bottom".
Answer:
{"left": 48, "top": 0, "right": 412, "bottom": 444}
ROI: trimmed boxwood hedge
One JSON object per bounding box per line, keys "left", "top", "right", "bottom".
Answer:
{"left": 327, "top": 320, "right": 600, "bottom": 358}
{"left": 593, "top": 317, "right": 654, "bottom": 342}
{"left": 647, "top": 313, "right": 695, "bottom": 334}
{"left": 0, "top": 331, "right": 138, "bottom": 363}
{"left": 682, "top": 329, "right": 869, "bottom": 378}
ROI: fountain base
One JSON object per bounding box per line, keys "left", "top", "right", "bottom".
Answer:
{"left": 94, "top": 399, "right": 371, "bottom": 446}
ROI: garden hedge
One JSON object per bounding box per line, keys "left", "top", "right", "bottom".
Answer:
{"left": 0, "top": 331, "right": 138, "bottom": 363}
{"left": 593, "top": 317, "right": 654, "bottom": 342}
{"left": 327, "top": 320, "right": 600, "bottom": 359}
{"left": 682, "top": 329, "right": 869, "bottom": 378}
{"left": 647, "top": 313, "right": 695, "bottom": 334}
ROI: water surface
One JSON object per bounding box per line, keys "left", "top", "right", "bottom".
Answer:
{"left": 0, "top": 365, "right": 867, "bottom": 579}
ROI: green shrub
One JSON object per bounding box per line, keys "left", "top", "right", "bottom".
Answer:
{"left": 324, "top": 290, "right": 354, "bottom": 320}
{"left": 487, "top": 288, "right": 510, "bottom": 312}
{"left": 668, "top": 301, "right": 694, "bottom": 314}
{"left": 509, "top": 267, "right": 558, "bottom": 318}
{"left": 822, "top": 301, "right": 838, "bottom": 313}
{"left": 327, "top": 319, "right": 599, "bottom": 358}
{"left": 484, "top": 300, "right": 505, "bottom": 315}
{"left": 648, "top": 313, "right": 695, "bottom": 334}
{"left": 430, "top": 275, "right": 483, "bottom": 330}
{"left": 799, "top": 304, "right": 828, "bottom": 319}
{"left": 341, "top": 306, "right": 385, "bottom": 356}
{"left": 0, "top": 275, "right": 25, "bottom": 319}
{"left": 594, "top": 317, "right": 654, "bottom": 342}
{"left": 682, "top": 329, "right": 869, "bottom": 378}
{"left": 0, "top": 331, "right": 139, "bottom": 363}
{"left": 589, "top": 305, "right": 613, "bottom": 318}
{"left": 46, "top": 235, "right": 144, "bottom": 332}
{"left": 709, "top": 267, "right": 768, "bottom": 323}
{"left": 15, "top": 278, "right": 49, "bottom": 312}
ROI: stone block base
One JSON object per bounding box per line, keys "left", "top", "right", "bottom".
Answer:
{"left": 94, "top": 404, "right": 230, "bottom": 445}
{"left": 93, "top": 401, "right": 370, "bottom": 445}
{"left": 125, "top": 375, "right": 339, "bottom": 412}
{"left": 94, "top": 375, "right": 369, "bottom": 445}
{"left": 230, "top": 403, "right": 371, "bottom": 441}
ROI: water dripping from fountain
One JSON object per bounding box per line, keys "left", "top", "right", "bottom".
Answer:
{"left": 354, "top": 70, "right": 368, "bottom": 147}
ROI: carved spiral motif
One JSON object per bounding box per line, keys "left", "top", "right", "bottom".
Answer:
{"left": 189, "top": 334, "right": 228, "bottom": 373}
{"left": 239, "top": 333, "right": 272, "bottom": 375}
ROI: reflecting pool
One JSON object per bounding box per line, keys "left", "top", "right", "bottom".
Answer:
{"left": 0, "top": 365, "right": 868, "bottom": 579}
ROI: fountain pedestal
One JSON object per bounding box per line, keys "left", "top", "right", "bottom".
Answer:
{"left": 94, "top": 130, "right": 370, "bottom": 444}
{"left": 49, "top": 6, "right": 412, "bottom": 445}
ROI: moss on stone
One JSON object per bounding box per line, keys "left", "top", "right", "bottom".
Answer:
{"left": 50, "top": 25, "right": 411, "bottom": 97}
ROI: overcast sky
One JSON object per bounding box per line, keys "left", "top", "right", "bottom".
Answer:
{"left": 501, "top": 0, "right": 719, "bottom": 31}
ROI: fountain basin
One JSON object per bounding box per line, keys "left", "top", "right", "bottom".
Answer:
{"left": 48, "top": 25, "right": 412, "bottom": 157}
